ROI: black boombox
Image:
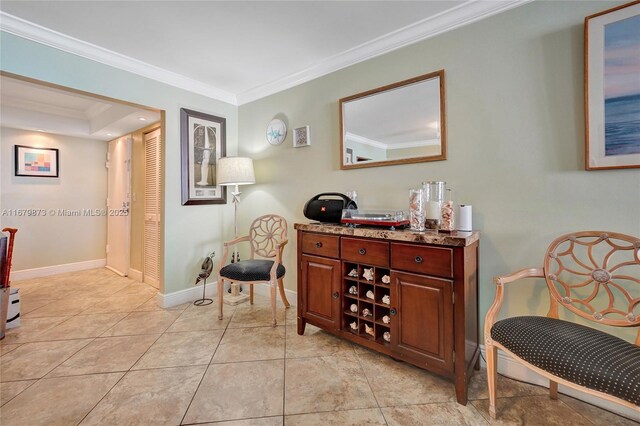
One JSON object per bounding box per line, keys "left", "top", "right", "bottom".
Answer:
{"left": 303, "top": 193, "right": 357, "bottom": 224}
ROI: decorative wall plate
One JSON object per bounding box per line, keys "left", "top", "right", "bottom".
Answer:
{"left": 266, "top": 118, "right": 287, "bottom": 145}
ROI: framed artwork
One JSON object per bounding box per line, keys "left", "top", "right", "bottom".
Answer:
{"left": 15, "top": 145, "right": 59, "bottom": 177}
{"left": 180, "top": 108, "right": 227, "bottom": 205}
{"left": 293, "top": 125, "right": 311, "bottom": 148}
{"left": 585, "top": 1, "right": 640, "bottom": 170}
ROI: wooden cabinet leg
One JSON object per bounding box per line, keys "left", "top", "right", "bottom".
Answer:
{"left": 297, "top": 317, "right": 306, "bottom": 335}
{"left": 454, "top": 374, "right": 469, "bottom": 405}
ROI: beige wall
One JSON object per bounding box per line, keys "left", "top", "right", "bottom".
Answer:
{"left": 0, "top": 127, "right": 108, "bottom": 270}
{"left": 238, "top": 1, "right": 640, "bottom": 342}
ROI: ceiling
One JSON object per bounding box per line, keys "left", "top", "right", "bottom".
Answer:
{"left": 0, "top": 1, "right": 531, "bottom": 105}
{"left": 0, "top": 76, "right": 161, "bottom": 140}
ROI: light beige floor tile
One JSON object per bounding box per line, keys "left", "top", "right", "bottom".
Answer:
{"left": 383, "top": 402, "right": 489, "bottom": 425}
{"left": 113, "top": 283, "right": 157, "bottom": 298}
{"left": 80, "top": 294, "right": 153, "bottom": 314}
{"left": 24, "top": 296, "right": 103, "bottom": 318}
{"left": 285, "top": 356, "right": 377, "bottom": 415}
{"left": 558, "top": 394, "right": 639, "bottom": 426}
{"left": 0, "top": 344, "right": 21, "bottom": 356}
{"left": 197, "top": 417, "right": 283, "bottom": 426}
{"left": 0, "top": 339, "right": 91, "bottom": 381}
{"left": 286, "top": 325, "right": 355, "bottom": 358}
{"left": 132, "top": 330, "right": 223, "bottom": 369}
{"left": 356, "top": 348, "right": 455, "bottom": 407}
{"left": 471, "top": 395, "right": 593, "bottom": 426}
{"left": 101, "top": 310, "right": 181, "bottom": 336}
{"left": 44, "top": 313, "right": 128, "bottom": 340}
{"left": 167, "top": 305, "right": 231, "bottom": 332}
{"left": 183, "top": 360, "right": 284, "bottom": 423}
{"left": 468, "top": 368, "right": 547, "bottom": 400}
{"left": 0, "top": 380, "right": 36, "bottom": 406}
{"left": 133, "top": 299, "right": 190, "bottom": 312}
{"left": 0, "top": 316, "right": 69, "bottom": 344}
{"left": 19, "top": 296, "right": 56, "bottom": 315}
{"left": 47, "top": 335, "right": 159, "bottom": 377}
{"left": 285, "top": 408, "right": 386, "bottom": 425}
{"left": 0, "top": 373, "right": 123, "bottom": 426}
{"left": 80, "top": 366, "right": 205, "bottom": 425}
{"left": 212, "top": 326, "right": 285, "bottom": 363}
{"left": 228, "top": 303, "right": 286, "bottom": 328}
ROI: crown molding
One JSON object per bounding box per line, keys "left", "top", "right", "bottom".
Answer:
{"left": 236, "top": 0, "right": 533, "bottom": 105}
{"left": 0, "top": 12, "right": 238, "bottom": 105}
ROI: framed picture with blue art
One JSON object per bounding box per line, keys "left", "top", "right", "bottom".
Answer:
{"left": 585, "top": 1, "right": 640, "bottom": 170}
{"left": 14, "top": 145, "right": 59, "bottom": 178}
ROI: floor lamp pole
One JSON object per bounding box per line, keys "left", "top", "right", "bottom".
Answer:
{"left": 224, "top": 184, "right": 249, "bottom": 305}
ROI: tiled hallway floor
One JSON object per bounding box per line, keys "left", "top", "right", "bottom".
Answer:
{"left": 0, "top": 269, "right": 636, "bottom": 425}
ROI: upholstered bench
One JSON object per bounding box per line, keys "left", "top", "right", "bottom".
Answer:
{"left": 484, "top": 232, "right": 640, "bottom": 418}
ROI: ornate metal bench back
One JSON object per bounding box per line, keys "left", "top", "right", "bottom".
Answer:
{"left": 249, "top": 214, "right": 288, "bottom": 259}
{"left": 544, "top": 231, "right": 640, "bottom": 327}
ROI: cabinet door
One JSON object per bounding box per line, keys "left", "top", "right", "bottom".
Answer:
{"left": 390, "top": 271, "right": 454, "bottom": 372}
{"left": 301, "top": 254, "right": 341, "bottom": 330}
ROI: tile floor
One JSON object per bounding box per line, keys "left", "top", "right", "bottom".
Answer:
{"left": 0, "top": 269, "right": 637, "bottom": 425}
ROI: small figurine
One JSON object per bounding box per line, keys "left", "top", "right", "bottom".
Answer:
{"left": 365, "top": 323, "right": 375, "bottom": 337}
{"left": 383, "top": 331, "right": 391, "bottom": 342}
{"left": 350, "top": 321, "right": 358, "bottom": 330}
{"left": 382, "top": 315, "right": 391, "bottom": 324}
{"left": 349, "top": 285, "right": 358, "bottom": 295}
{"left": 348, "top": 268, "right": 358, "bottom": 277}
{"left": 382, "top": 294, "right": 390, "bottom": 305}
{"left": 362, "top": 308, "right": 372, "bottom": 317}
{"left": 350, "top": 304, "right": 358, "bottom": 313}
{"left": 366, "top": 290, "right": 375, "bottom": 300}
{"left": 363, "top": 268, "right": 374, "bottom": 281}
{"left": 382, "top": 275, "right": 391, "bottom": 284}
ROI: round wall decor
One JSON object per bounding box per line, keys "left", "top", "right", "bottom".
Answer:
{"left": 266, "top": 118, "right": 287, "bottom": 145}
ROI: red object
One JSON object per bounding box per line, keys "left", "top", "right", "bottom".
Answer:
{"left": 2, "top": 228, "right": 17, "bottom": 289}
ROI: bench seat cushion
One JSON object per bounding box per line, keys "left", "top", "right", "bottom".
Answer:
{"left": 491, "top": 316, "right": 640, "bottom": 406}
{"left": 220, "top": 259, "right": 285, "bottom": 282}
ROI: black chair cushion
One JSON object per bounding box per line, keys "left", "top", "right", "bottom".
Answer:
{"left": 491, "top": 316, "right": 640, "bottom": 405}
{"left": 220, "top": 259, "right": 285, "bottom": 282}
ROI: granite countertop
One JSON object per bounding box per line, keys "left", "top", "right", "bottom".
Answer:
{"left": 294, "top": 222, "right": 479, "bottom": 247}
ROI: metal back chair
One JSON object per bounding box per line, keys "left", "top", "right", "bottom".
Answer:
{"left": 217, "top": 214, "right": 290, "bottom": 326}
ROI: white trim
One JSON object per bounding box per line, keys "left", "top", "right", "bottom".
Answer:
{"left": 345, "top": 132, "right": 440, "bottom": 150}
{"left": 345, "top": 132, "right": 387, "bottom": 150}
{"left": 0, "top": 2, "right": 532, "bottom": 106}
{"left": 11, "top": 258, "right": 106, "bottom": 281}
{"left": 236, "top": 0, "right": 533, "bottom": 104}
{"left": 128, "top": 268, "right": 143, "bottom": 282}
{"left": 479, "top": 345, "right": 640, "bottom": 422}
{"left": 0, "top": 12, "right": 237, "bottom": 105}
{"left": 157, "top": 283, "right": 218, "bottom": 309}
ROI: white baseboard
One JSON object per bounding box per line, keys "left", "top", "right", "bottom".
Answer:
{"left": 128, "top": 268, "right": 143, "bottom": 282}
{"left": 158, "top": 282, "right": 297, "bottom": 309}
{"left": 11, "top": 259, "right": 107, "bottom": 281}
{"left": 479, "top": 345, "right": 640, "bottom": 422}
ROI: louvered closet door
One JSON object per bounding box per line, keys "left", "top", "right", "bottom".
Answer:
{"left": 144, "top": 128, "right": 161, "bottom": 288}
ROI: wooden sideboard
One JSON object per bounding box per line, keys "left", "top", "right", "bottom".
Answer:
{"left": 295, "top": 222, "right": 480, "bottom": 405}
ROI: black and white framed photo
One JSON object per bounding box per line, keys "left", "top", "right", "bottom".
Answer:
{"left": 180, "top": 108, "right": 227, "bottom": 205}
{"left": 293, "top": 125, "right": 311, "bottom": 148}
{"left": 15, "top": 145, "right": 59, "bottom": 178}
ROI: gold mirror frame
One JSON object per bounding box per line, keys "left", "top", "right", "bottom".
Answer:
{"left": 339, "top": 70, "right": 446, "bottom": 170}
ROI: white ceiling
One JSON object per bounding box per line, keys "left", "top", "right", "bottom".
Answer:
{"left": 0, "top": 1, "right": 531, "bottom": 105}
{"left": 0, "top": 76, "right": 161, "bottom": 140}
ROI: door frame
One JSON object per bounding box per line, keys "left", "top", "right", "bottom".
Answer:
{"left": 106, "top": 135, "right": 132, "bottom": 277}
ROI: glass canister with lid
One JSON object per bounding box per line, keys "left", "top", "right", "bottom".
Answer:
{"left": 422, "top": 181, "right": 445, "bottom": 229}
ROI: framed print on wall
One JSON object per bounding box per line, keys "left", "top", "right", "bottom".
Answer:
{"left": 180, "top": 108, "right": 227, "bottom": 205}
{"left": 585, "top": 1, "right": 640, "bottom": 170}
{"left": 15, "top": 145, "right": 59, "bottom": 177}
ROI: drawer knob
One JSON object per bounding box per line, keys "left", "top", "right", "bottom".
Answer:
{"left": 390, "top": 308, "right": 397, "bottom": 316}
{"left": 315, "top": 242, "right": 323, "bottom": 248}
{"left": 359, "top": 248, "right": 366, "bottom": 255}
{"left": 415, "top": 256, "right": 423, "bottom": 263}
{"left": 332, "top": 292, "right": 339, "bottom": 299}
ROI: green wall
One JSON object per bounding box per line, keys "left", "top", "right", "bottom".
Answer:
{"left": 0, "top": 32, "right": 238, "bottom": 294}
{"left": 238, "top": 1, "right": 640, "bottom": 341}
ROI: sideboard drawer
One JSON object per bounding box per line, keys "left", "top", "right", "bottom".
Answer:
{"left": 341, "top": 237, "right": 389, "bottom": 267}
{"left": 301, "top": 232, "right": 340, "bottom": 258}
{"left": 391, "top": 243, "right": 453, "bottom": 278}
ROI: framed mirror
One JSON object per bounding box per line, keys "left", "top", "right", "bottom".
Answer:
{"left": 340, "top": 70, "right": 446, "bottom": 169}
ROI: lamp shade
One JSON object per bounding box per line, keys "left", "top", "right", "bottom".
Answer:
{"left": 216, "top": 157, "right": 255, "bottom": 186}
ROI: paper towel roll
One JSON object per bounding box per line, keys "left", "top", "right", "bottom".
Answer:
{"left": 458, "top": 205, "right": 472, "bottom": 231}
